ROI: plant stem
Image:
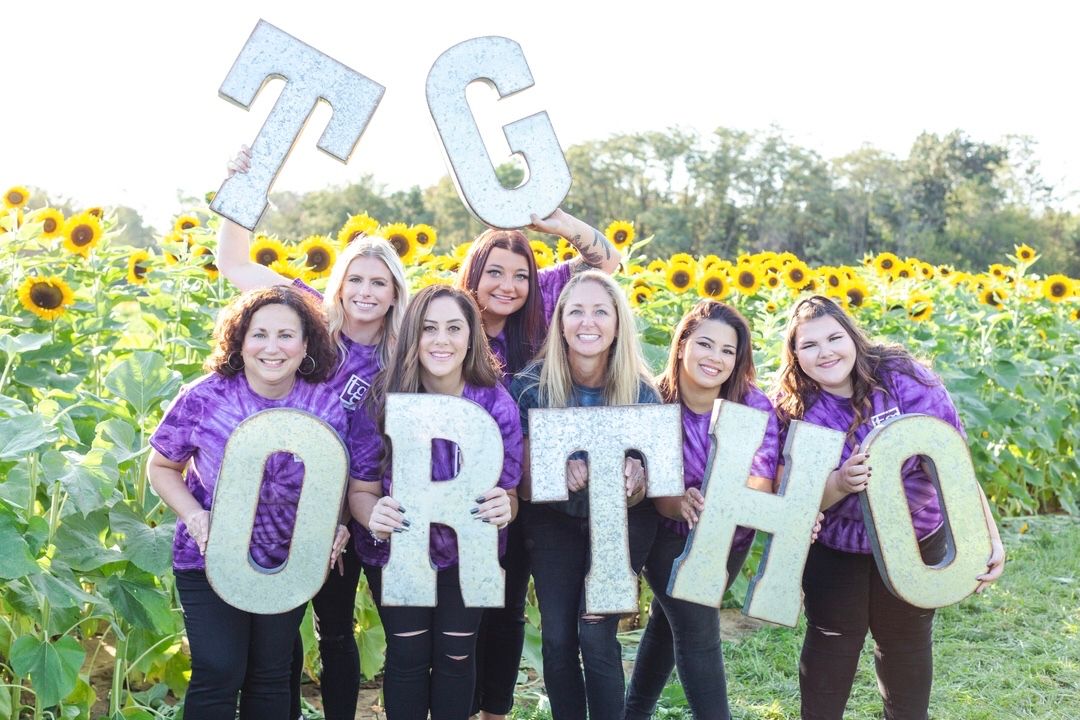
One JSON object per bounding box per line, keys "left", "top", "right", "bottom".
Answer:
{"left": 110, "top": 634, "right": 128, "bottom": 716}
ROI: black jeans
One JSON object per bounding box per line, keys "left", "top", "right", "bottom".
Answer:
{"left": 524, "top": 501, "right": 659, "bottom": 720}
{"left": 799, "top": 528, "right": 947, "bottom": 720}
{"left": 175, "top": 570, "right": 306, "bottom": 720}
{"left": 624, "top": 524, "right": 750, "bottom": 720}
{"left": 473, "top": 500, "right": 532, "bottom": 715}
{"left": 366, "top": 564, "right": 484, "bottom": 720}
{"left": 289, "top": 546, "right": 363, "bottom": 720}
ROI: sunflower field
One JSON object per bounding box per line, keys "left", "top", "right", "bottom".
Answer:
{"left": 1, "top": 185, "right": 1078, "bottom": 718}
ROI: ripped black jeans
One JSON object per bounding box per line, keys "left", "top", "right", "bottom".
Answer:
{"left": 799, "top": 528, "right": 946, "bottom": 720}
{"left": 365, "top": 564, "right": 483, "bottom": 720}
{"left": 524, "top": 502, "right": 658, "bottom": 720}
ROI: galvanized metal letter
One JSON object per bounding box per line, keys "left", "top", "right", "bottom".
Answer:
{"left": 669, "top": 402, "right": 844, "bottom": 627}
{"left": 210, "top": 19, "right": 385, "bottom": 229}
{"left": 860, "top": 414, "right": 992, "bottom": 607}
{"left": 529, "top": 404, "right": 683, "bottom": 614}
{"left": 381, "top": 394, "right": 506, "bottom": 608}
{"left": 426, "top": 36, "right": 572, "bottom": 229}
{"left": 206, "top": 408, "right": 348, "bottom": 614}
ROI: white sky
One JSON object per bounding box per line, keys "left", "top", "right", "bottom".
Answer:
{"left": 4, "top": 0, "right": 1078, "bottom": 231}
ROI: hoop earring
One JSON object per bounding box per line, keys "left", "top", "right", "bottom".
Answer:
{"left": 227, "top": 351, "right": 245, "bottom": 371}
{"left": 298, "top": 354, "right": 316, "bottom": 376}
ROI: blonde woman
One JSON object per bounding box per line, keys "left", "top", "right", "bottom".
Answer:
{"left": 509, "top": 271, "right": 658, "bottom": 720}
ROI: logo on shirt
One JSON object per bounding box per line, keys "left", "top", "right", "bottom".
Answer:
{"left": 339, "top": 374, "right": 370, "bottom": 412}
{"left": 870, "top": 407, "right": 901, "bottom": 427}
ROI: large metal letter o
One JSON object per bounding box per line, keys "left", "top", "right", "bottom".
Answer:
{"left": 205, "top": 408, "right": 348, "bottom": 614}
{"left": 860, "top": 414, "right": 993, "bottom": 608}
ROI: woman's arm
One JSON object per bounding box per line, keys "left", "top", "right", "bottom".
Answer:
{"left": 974, "top": 484, "right": 1005, "bottom": 592}
{"left": 147, "top": 449, "right": 210, "bottom": 554}
{"left": 217, "top": 146, "right": 290, "bottom": 291}
{"left": 529, "top": 208, "right": 621, "bottom": 273}
{"left": 348, "top": 478, "right": 406, "bottom": 541}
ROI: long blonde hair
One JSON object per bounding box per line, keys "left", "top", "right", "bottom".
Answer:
{"left": 533, "top": 271, "right": 655, "bottom": 408}
{"left": 323, "top": 236, "right": 408, "bottom": 368}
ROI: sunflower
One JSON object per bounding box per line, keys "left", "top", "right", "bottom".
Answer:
{"left": 298, "top": 235, "right": 337, "bottom": 279}
{"left": 530, "top": 240, "right": 555, "bottom": 269}
{"left": 18, "top": 276, "right": 75, "bottom": 320}
{"left": 871, "top": 252, "right": 901, "bottom": 278}
{"left": 626, "top": 263, "right": 646, "bottom": 276}
{"left": 988, "top": 264, "right": 1013, "bottom": 282}
{"left": 646, "top": 259, "right": 667, "bottom": 274}
{"left": 32, "top": 207, "right": 65, "bottom": 239}
{"left": 782, "top": 261, "right": 812, "bottom": 292}
{"left": 4, "top": 186, "right": 30, "bottom": 209}
{"left": 915, "top": 261, "right": 936, "bottom": 280}
{"left": 270, "top": 258, "right": 303, "bottom": 281}
{"left": 337, "top": 213, "right": 381, "bottom": 247}
{"left": 762, "top": 272, "right": 782, "bottom": 291}
{"left": 411, "top": 224, "right": 437, "bottom": 255}
{"left": 86, "top": 207, "right": 104, "bottom": 219}
{"left": 819, "top": 267, "right": 848, "bottom": 298}
{"left": 937, "top": 264, "right": 955, "bottom": 279}
{"left": 893, "top": 262, "right": 913, "bottom": 280}
{"left": 697, "top": 269, "right": 730, "bottom": 300}
{"left": 979, "top": 287, "right": 1007, "bottom": 308}
{"left": 1012, "top": 243, "right": 1037, "bottom": 263}
{"left": 1042, "top": 274, "right": 1073, "bottom": 303}
{"left": 732, "top": 265, "right": 762, "bottom": 296}
{"left": 160, "top": 231, "right": 189, "bottom": 265}
{"left": 906, "top": 291, "right": 933, "bottom": 322}
{"left": 173, "top": 214, "right": 201, "bottom": 233}
{"left": 62, "top": 212, "right": 104, "bottom": 257}
{"left": 556, "top": 238, "right": 578, "bottom": 263}
{"left": 669, "top": 253, "right": 696, "bottom": 268}
{"left": 604, "top": 220, "right": 635, "bottom": 252}
{"left": 665, "top": 264, "right": 695, "bottom": 294}
{"left": 700, "top": 254, "right": 723, "bottom": 272}
{"left": 192, "top": 245, "right": 219, "bottom": 280}
{"left": 1071, "top": 307, "right": 1080, "bottom": 322}
{"left": 416, "top": 272, "right": 452, "bottom": 290}
{"left": 845, "top": 278, "right": 870, "bottom": 308}
{"left": 382, "top": 223, "right": 418, "bottom": 264}
{"left": 764, "top": 300, "right": 779, "bottom": 314}
{"left": 127, "top": 250, "right": 151, "bottom": 285}
{"left": 629, "top": 284, "right": 655, "bottom": 307}
{"left": 250, "top": 236, "right": 288, "bottom": 267}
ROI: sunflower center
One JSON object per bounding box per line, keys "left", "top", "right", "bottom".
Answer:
{"left": 672, "top": 270, "right": 690, "bottom": 288}
{"left": 790, "top": 269, "right": 804, "bottom": 283}
{"left": 704, "top": 278, "right": 723, "bottom": 296}
{"left": 134, "top": 263, "right": 147, "bottom": 279}
{"left": 6, "top": 190, "right": 25, "bottom": 205}
{"left": 181, "top": 221, "right": 196, "bottom": 230}
{"left": 71, "top": 224, "right": 94, "bottom": 246}
{"left": 847, "top": 289, "right": 865, "bottom": 306}
{"left": 881, "top": 259, "right": 893, "bottom": 270}
{"left": 255, "top": 249, "right": 278, "bottom": 266}
{"left": 30, "top": 282, "right": 63, "bottom": 310}
{"left": 828, "top": 275, "right": 840, "bottom": 287}
{"left": 389, "top": 235, "right": 408, "bottom": 256}
{"left": 307, "top": 248, "right": 331, "bottom": 272}
{"left": 1051, "top": 282, "right": 1067, "bottom": 298}
{"left": 43, "top": 218, "right": 58, "bottom": 234}
{"left": 614, "top": 230, "right": 628, "bottom": 243}
{"left": 416, "top": 232, "right": 430, "bottom": 245}
{"left": 738, "top": 270, "right": 755, "bottom": 288}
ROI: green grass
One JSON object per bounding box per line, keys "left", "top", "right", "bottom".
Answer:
{"left": 511, "top": 515, "right": 1080, "bottom": 719}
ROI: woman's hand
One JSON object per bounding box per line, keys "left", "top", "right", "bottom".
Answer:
{"left": 566, "top": 458, "right": 589, "bottom": 492}
{"left": 528, "top": 208, "right": 572, "bottom": 237}
{"left": 680, "top": 487, "right": 706, "bottom": 530}
{"left": 185, "top": 509, "right": 211, "bottom": 556}
{"left": 225, "top": 144, "right": 251, "bottom": 178}
{"left": 833, "top": 450, "right": 870, "bottom": 495}
{"left": 975, "top": 538, "right": 1005, "bottom": 593}
{"left": 368, "top": 496, "right": 408, "bottom": 541}
{"left": 810, "top": 511, "right": 825, "bottom": 543}
{"left": 624, "top": 457, "right": 647, "bottom": 498}
{"left": 329, "top": 524, "right": 350, "bottom": 573}
{"left": 473, "top": 488, "right": 512, "bottom": 528}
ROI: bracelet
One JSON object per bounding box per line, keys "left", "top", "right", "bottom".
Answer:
{"left": 369, "top": 528, "right": 386, "bottom": 545}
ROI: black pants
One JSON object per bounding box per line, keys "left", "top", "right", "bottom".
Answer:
{"left": 524, "top": 501, "right": 658, "bottom": 720}
{"left": 473, "top": 500, "right": 532, "bottom": 715}
{"left": 366, "top": 564, "right": 484, "bottom": 720}
{"left": 799, "top": 529, "right": 947, "bottom": 720}
{"left": 625, "top": 524, "right": 750, "bottom": 720}
{"left": 175, "top": 570, "right": 306, "bottom": 720}
{"left": 288, "top": 546, "right": 363, "bottom": 720}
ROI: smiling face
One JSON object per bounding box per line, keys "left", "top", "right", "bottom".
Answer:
{"left": 561, "top": 279, "right": 617, "bottom": 363}
{"left": 793, "top": 314, "right": 857, "bottom": 397}
{"left": 475, "top": 246, "right": 531, "bottom": 323}
{"left": 679, "top": 319, "right": 738, "bottom": 395}
{"left": 241, "top": 303, "right": 307, "bottom": 398}
{"left": 418, "top": 295, "right": 470, "bottom": 390}
{"left": 339, "top": 255, "right": 395, "bottom": 331}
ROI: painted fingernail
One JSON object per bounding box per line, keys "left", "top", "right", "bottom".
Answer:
{"left": 482, "top": 518, "right": 491, "bottom": 523}
{"left": 398, "top": 506, "right": 406, "bottom": 514}
{"left": 402, "top": 519, "right": 412, "bottom": 527}
{"left": 470, "top": 507, "right": 480, "bottom": 515}
{"left": 393, "top": 526, "right": 405, "bottom": 533}
{"left": 475, "top": 495, "right": 487, "bottom": 503}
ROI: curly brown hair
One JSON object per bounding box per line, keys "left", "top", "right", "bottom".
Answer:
{"left": 205, "top": 285, "right": 337, "bottom": 384}
{"left": 773, "top": 295, "right": 931, "bottom": 439}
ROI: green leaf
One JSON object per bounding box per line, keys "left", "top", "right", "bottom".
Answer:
{"left": 41, "top": 449, "right": 118, "bottom": 516}
{"left": 0, "top": 413, "right": 58, "bottom": 460}
{"left": 0, "top": 331, "right": 50, "bottom": 356}
{"left": 95, "top": 417, "right": 143, "bottom": 463}
{"left": 104, "top": 351, "right": 182, "bottom": 419}
{"left": 993, "top": 360, "right": 1020, "bottom": 391}
{"left": 54, "top": 509, "right": 123, "bottom": 571}
{"left": 9, "top": 634, "right": 85, "bottom": 707}
{"left": 102, "top": 567, "right": 174, "bottom": 633}
{"left": 110, "top": 503, "right": 175, "bottom": 576}
{"left": 28, "top": 565, "right": 102, "bottom": 608}
{"left": 0, "top": 507, "right": 40, "bottom": 579}
{"left": 12, "top": 363, "right": 82, "bottom": 393}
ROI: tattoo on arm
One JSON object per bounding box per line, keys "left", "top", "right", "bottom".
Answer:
{"left": 572, "top": 229, "right": 610, "bottom": 268}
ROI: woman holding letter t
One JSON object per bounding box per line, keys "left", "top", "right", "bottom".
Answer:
{"left": 774, "top": 295, "right": 1005, "bottom": 720}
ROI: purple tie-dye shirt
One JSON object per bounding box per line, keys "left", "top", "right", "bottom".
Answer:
{"left": 488, "top": 262, "right": 573, "bottom": 386}
{"left": 796, "top": 360, "right": 964, "bottom": 554}
{"left": 150, "top": 372, "right": 364, "bottom": 571}
{"left": 662, "top": 387, "right": 780, "bottom": 552}
{"left": 353, "top": 382, "right": 523, "bottom": 569}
